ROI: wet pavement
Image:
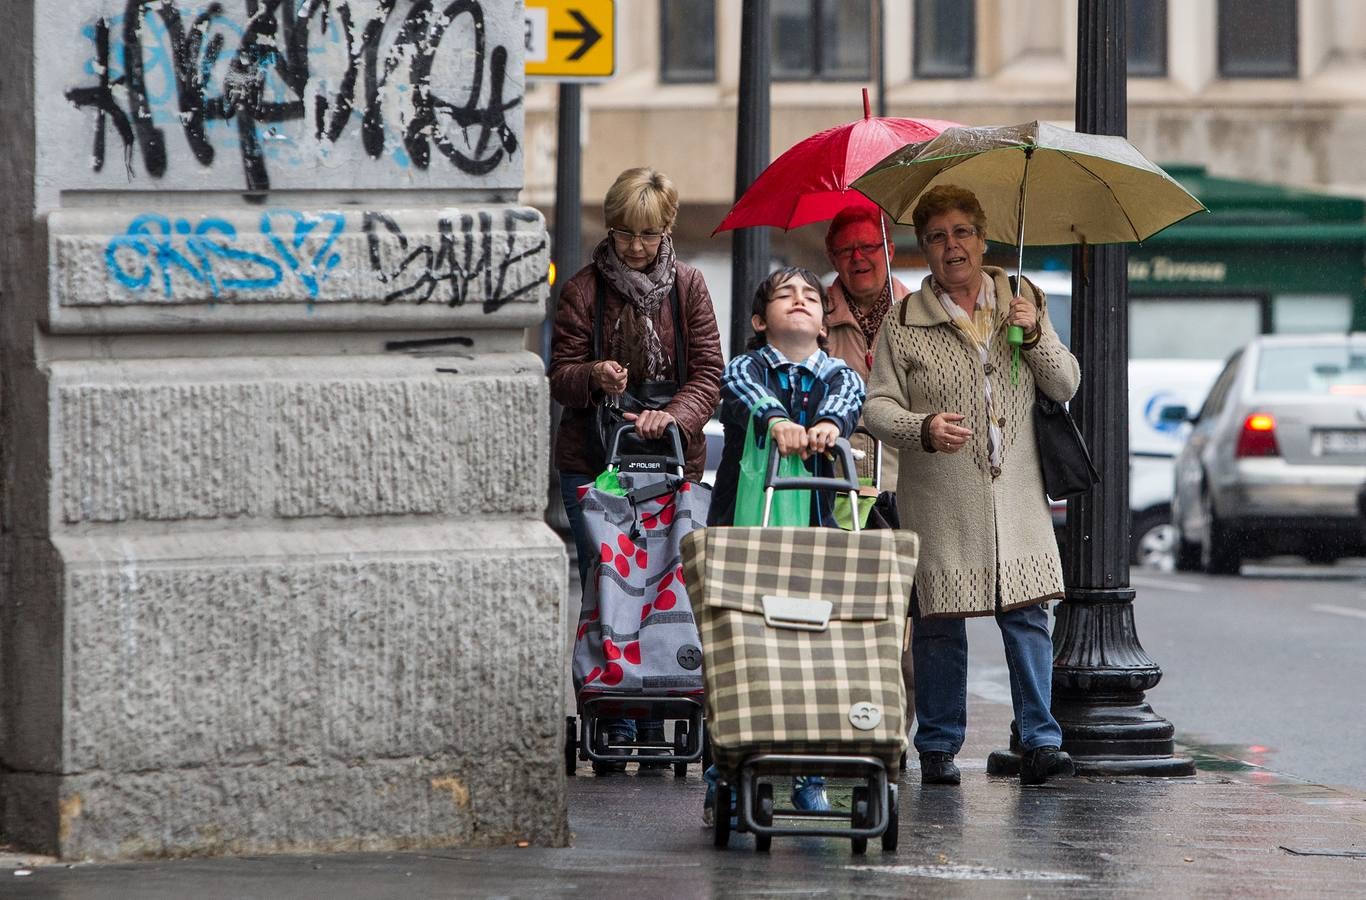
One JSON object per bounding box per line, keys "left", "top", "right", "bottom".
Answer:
{"left": 5, "top": 694, "right": 1364, "bottom": 898}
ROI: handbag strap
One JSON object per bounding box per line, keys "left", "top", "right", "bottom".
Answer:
{"left": 593, "top": 271, "right": 686, "bottom": 385}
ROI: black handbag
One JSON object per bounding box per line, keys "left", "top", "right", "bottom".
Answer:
{"left": 1033, "top": 393, "right": 1100, "bottom": 500}
{"left": 865, "top": 491, "right": 902, "bottom": 529}
{"left": 588, "top": 273, "right": 686, "bottom": 469}
{"left": 1005, "top": 275, "right": 1100, "bottom": 500}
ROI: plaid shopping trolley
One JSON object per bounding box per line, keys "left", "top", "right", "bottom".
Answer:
{"left": 680, "top": 438, "right": 918, "bottom": 853}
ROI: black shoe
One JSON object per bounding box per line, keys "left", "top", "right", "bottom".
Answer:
{"left": 592, "top": 731, "right": 633, "bottom": 775}
{"left": 635, "top": 722, "right": 669, "bottom": 774}
{"left": 1020, "top": 746, "right": 1075, "bottom": 786}
{"left": 919, "top": 751, "right": 961, "bottom": 785}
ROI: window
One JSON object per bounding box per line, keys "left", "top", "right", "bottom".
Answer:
{"left": 1129, "top": 297, "right": 1261, "bottom": 361}
{"left": 1256, "top": 343, "right": 1366, "bottom": 394}
{"left": 1199, "top": 350, "right": 1244, "bottom": 421}
{"left": 1127, "top": 0, "right": 1167, "bottom": 77}
{"left": 660, "top": 0, "right": 716, "bottom": 83}
{"left": 772, "top": 0, "right": 871, "bottom": 81}
{"left": 1218, "top": 0, "right": 1298, "bottom": 77}
{"left": 913, "top": 0, "right": 975, "bottom": 78}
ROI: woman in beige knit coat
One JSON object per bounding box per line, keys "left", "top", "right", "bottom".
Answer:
{"left": 864, "top": 185, "right": 1081, "bottom": 787}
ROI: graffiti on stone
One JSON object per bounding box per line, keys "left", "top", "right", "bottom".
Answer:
{"left": 64, "top": 0, "right": 522, "bottom": 192}
{"left": 364, "top": 208, "right": 545, "bottom": 311}
{"left": 106, "top": 211, "right": 345, "bottom": 299}
{"left": 90, "top": 208, "right": 546, "bottom": 310}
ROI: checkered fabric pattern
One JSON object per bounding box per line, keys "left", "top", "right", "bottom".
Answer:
{"left": 681, "top": 527, "right": 919, "bottom": 773}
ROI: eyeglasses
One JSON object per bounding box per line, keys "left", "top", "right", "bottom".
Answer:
{"left": 832, "top": 242, "right": 884, "bottom": 261}
{"left": 609, "top": 228, "right": 666, "bottom": 247}
{"left": 922, "top": 225, "right": 981, "bottom": 246}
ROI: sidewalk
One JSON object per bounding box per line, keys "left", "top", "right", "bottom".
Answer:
{"left": 5, "top": 690, "right": 1364, "bottom": 898}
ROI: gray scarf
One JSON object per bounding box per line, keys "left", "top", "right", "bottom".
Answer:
{"left": 592, "top": 235, "right": 678, "bottom": 383}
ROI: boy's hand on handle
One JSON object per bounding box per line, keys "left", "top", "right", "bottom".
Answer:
{"left": 591, "top": 360, "right": 629, "bottom": 394}
{"left": 1007, "top": 295, "right": 1038, "bottom": 336}
{"left": 928, "top": 412, "right": 974, "bottom": 454}
{"left": 770, "top": 419, "right": 810, "bottom": 458}
{"left": 623, "top": 409, "right": 676, "bottom": 440}
{"left": 806, "top": 421, "right": 840, "bottom": 459}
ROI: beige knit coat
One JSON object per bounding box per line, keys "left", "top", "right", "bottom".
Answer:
{"left": 864, "top": 266, "right": 1081, "bottom": 618}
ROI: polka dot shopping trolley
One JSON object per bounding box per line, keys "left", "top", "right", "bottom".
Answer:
{"left": 679, "top": 439, "right": 919, "bottom": 854}
{"left": 567, "top": 425, "right": 710, "bottom": 778}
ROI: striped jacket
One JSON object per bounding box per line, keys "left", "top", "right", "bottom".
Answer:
{"left": 708, "top": 345, "right": 866, "bottom": 527}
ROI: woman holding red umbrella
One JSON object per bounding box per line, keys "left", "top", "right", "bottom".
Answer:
{"left": 824, "top": 205, "right": 912, "bottom": 388}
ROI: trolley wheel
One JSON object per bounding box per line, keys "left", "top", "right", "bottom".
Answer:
{"left": 712, "top": 783, "right": 732, "bottom": 849}
{"left": 881, "top": 802, "right": 899, "bottom": 853}
{"left": 673, "top": 721, "right": 690, "bottom": 778}
{"left": 850, "top": 785, "right": 871, "bottom": 854}
{"left": 590, "top": 728, "right": 615, "bottom": 777}
{"left": 754, "top": 782, "right": 774, "bottom": 853}
{"left": 564, "top": 716, "right": 577, "bottom": 777}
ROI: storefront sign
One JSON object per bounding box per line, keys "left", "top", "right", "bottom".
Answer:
{"left": 1128, "top": 256, "right": 1228, "bottom": 283}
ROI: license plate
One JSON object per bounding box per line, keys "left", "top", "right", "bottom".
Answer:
{"left": 1316, "top": 429, "right": 1366, "bottom": 455}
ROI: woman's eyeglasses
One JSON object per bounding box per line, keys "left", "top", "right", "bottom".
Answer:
{"left": 922, "top": 225, "right": 981, "bottom": 246}
{"left": 609, "top": 228, "right": 666, "bottom": 248}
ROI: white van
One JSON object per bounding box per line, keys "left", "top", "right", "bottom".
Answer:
{"left": 1126, "top": 359, "right": 1223, "bottom": 567}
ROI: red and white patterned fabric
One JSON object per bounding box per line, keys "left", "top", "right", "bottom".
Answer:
{"left": 572, "top": 473, "right": 711, "bottom": 699}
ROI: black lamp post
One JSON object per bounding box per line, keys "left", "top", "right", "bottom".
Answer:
{"left": 730, "top": 0, "right": 772, "bottom": 358}
{"left": 989, "top": 0, "right": 1194, "bottom": 777}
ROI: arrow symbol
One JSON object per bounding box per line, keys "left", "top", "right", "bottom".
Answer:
{"left": 553, "top": 9, "right": 601, "bottom": 61}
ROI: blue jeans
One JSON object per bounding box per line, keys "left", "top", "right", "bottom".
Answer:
{"left": 558, "top": 471, "right": 597, "bottom": 591}
{"left": 911, "top": 601, "right": 1062, "bottom": 755}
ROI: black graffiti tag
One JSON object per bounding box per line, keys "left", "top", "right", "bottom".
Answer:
{"left": 364, "top": 209, "right": 546, "bottom": 313}
{"left": 65, "top": 0, "right": 522, "bottom": 191}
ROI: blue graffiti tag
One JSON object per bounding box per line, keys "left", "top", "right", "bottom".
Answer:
{"left": 261, "top": 210, "right": 344, "bottom": 297}
{"left": 105, "top": 211, "right": 346, "bottom": 299}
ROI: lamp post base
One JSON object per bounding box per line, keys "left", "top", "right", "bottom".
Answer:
{"left": 987, "top": 748, "right": 1196, "bottom": 778}
{"left": 1001, "top": 589, "right": 1197, "bottom": 777}
{"left": 987, "top": 697, "right": 1195, "bottom": 777}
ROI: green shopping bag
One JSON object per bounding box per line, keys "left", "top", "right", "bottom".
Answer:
{"left": 833, "top": 477, "right": 877, "bottom": 531}
{"left": 733, "top": 418, "right": 810, "bottom": 527}
{"left": 591, "top": 466, "right": 628, "bottom": 497}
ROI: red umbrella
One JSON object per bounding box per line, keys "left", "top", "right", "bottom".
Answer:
{"left": 713, "top": 90, "right": 960, "bottom": 235}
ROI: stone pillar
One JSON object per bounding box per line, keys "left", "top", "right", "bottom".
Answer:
{"left": 0, "top": 1, "right": 568, "bottom": 858}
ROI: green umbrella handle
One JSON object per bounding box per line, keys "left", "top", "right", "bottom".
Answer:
{"left": 1007, "top": 324, "right": 1024, "bottom": 385}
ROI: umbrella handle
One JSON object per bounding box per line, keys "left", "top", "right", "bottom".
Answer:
{"left": 1007, "top": 325, "right": 1024, "bottom": 385}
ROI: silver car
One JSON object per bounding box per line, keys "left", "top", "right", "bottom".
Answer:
{"left": 1171, "top": 334, "right": 1366, "bottom": 573}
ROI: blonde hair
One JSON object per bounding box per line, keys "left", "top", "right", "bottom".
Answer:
{"left": 911, "top": 185, "right": 987, "bottom": 247}
{"left": 604, "top": 167, "right": 679, "bottom": 233}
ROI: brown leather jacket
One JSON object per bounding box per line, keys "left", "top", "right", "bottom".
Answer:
{"left": 550, "top": 261, "right": 723, "bottom": 480}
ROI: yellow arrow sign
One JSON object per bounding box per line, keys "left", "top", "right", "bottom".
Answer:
{"left": 525, "top": 0, "right": 615, "bottom": 81}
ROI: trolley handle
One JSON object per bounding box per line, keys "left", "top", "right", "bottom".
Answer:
{"left": 853, "top": 425, "right": 884, "bottom": 493}
{"left": 761, "top": 437, "right": 861, "bottom": 533}
{"left": 607, "top": 420, "right": 686, "bottom": 474}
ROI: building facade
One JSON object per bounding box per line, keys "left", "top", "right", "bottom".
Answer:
{"left": 524, "top": 0, "right": 1366, "bottom": 351}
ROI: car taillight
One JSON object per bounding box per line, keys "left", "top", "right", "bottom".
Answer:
{"left": 1235, "top": 412, "right": 1279, "bottom": 458}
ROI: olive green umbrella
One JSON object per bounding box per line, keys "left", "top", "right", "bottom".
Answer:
{"left": 852, "top": 120, "right": 1206, "bottom": 380}
{"left": 852, "top": 119, "right": 1206, "bottom": 269}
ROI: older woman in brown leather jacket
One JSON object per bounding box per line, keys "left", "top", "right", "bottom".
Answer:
{"left": 549, "top": 167, "right": 723, "bottom": 770}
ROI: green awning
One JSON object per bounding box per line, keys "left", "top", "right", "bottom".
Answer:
{"left": 1144, "top": 223, "right": 1366, "bottom": 246}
